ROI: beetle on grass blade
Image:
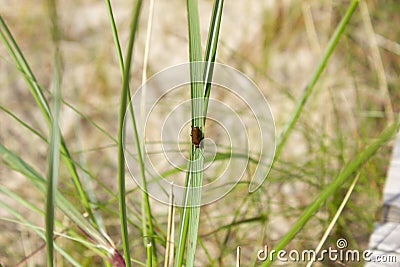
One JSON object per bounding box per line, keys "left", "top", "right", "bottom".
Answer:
{"left": 191, "top": 126, "right": 204, "bottom": 148}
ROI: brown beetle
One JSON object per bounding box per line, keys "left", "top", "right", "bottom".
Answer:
{"left": 191, "top": 126, "right": 203, "bottom": 148}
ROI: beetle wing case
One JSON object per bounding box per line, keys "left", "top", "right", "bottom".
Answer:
{"left": 191, "top": 126, "right": 203, "bottom": 148}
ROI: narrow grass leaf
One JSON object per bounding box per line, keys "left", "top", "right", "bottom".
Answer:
{"left": 116, "top": 0, "right": 143, "bottom": 266}
{"left": 45, "top": 0, "right": 62, "bottom": 265}
{"left": 139, "top": 1, "right": 158, "bottom": 263}
{"left": 0, "top": 105, "right": 46, "bottom": 142}
{"left": 203, "top": 0, "right": 224, "bottom": 120}
{"left": 146, "top": 243, "right": 153, "bottom": 267}
{"left": 274, "top": 0, "right": 359, "bottom": 163}
{"left": 106, "top": 0, "right": 158, "bottom": 262}
{"left": 164, "top": 184, "right": 175, "bottom": 267}
{"left": 105, "top": 0, "right": 125, "bottom": 73}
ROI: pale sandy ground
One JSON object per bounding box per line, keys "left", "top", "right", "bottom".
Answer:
{"left": 0, "top": 0, "right": 399, "bottom": 266}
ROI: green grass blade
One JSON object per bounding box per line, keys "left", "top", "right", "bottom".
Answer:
{"left": 186, "top": 159, "right": 203, "bottom": 266}
{"left": 198, "top": 238, "right": 214, "bottom": 266}
{"left": 203, "top": 0, "right": 224, "bottom": 121}
{"left": 45, "top": 0, "right": 62, "bottom": 265}
{"left": 274, "top": 0, "right": 359, "bottom": 162}
{"left": 261, "top": 117, "right": 399, "bottom": 266}
{"left": 106, "top": 0, "right": 157, "bottom": 261}
{"left": 139, "top": 1, "right": 158, "bottom": 263}
{"left": 0, "top": 186, "right": 45, "bottom": 217}
{"left": 186, "top": 1, "right": 203, "bottom": 65}
{"left": 0, "top": 104, "right": 46, "bottom": 141}
{"left": 65, "top": 101, "right": 117, "bottom": 142}
{"left": 186, "top": 1, "right": 204, "bottom": 266}
{"left": 164, "top": 184, "right": 175, "bottom": 267}
{"left": 0, "top": 144, "right": 44, "bottom": 185}
{"left": 216, "top": 195, "right": 250, "bottom": 264}
{"left": 146, "top": 243, "right": 153, "bottom": 267}
{"left": 117, "top": 0, "right": 143, "bottom": 266}
{"left": 0, "top": 16, "right": 51, "bottom": 119}
{"left": 174, "top": 169, "right": 190, "bottom": 266}
{"left": 105, "top": 0, "right": 125, "bottom": 74}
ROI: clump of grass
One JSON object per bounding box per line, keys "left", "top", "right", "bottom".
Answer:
{"left": 0, "top": 0, "right": 399, "bottom": 266}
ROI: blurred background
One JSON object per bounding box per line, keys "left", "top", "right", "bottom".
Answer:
{"left": 1, "top": 0, "right": 399, "bottom": 266}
